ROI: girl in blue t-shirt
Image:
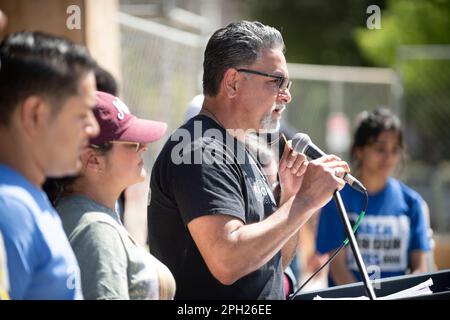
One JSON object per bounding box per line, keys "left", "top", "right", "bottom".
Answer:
{"left": 316, "top": 108, "right": 431, "bottom": 286}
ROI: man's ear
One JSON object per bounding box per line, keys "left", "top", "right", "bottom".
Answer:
{"left": 20, "top": 96, "right": 51, "bottom": 136}
{"left": 355, "top": 147, "right": 363, "bottom": 163}
{"left": 222, "top": 68, "right": 240, "bottom": 98}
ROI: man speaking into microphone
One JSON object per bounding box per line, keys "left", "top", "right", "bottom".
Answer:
{"left": 147, "top": 21, "right": 350, "bottom": 300}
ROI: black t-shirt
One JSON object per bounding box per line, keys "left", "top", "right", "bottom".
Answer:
{"left": 148, "top": 115, "right": 283, "bottom": 300}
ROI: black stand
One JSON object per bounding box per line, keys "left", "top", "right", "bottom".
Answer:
{"left": 333, "top": 190, "right": 377, "bottom": 300}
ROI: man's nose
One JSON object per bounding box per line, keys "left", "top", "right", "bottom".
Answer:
{"left": 86, "top": 110, "right": 100, "bottom": 138}
{"left": 277, "top": 88, "right": 292, "bottom": 105}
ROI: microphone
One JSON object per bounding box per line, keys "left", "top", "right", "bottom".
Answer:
{"left": 291, "top": 133, "right": 367, "bottom": 193}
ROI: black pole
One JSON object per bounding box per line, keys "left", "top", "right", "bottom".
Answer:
{"left": 333, "top": 190, "right": 377, "bottom": 300}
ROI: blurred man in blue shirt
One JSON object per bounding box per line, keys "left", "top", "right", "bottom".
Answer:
{"left": 0, "top": 31, "right": 99, "bottom": 299}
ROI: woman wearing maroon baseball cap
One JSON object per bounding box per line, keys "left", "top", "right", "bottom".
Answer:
{"left": 48, "top": 91, "right": 175, "bottom": 300}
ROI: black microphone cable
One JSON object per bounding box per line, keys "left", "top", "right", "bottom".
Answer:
{"left": 288, "top": 189, "right": 369, "bottom": 300}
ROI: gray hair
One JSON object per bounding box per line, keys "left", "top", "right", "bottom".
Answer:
{"left": 203, "top": 21, "right": 285, "bottom": 97}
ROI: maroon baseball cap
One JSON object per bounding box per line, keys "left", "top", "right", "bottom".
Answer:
{"left": 90, "top": 91, "right": 167, "bottom": 145}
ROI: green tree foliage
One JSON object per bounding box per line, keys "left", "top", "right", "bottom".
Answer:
{"left": 243, "top": 0, "right": 386, "bottom": 66}
{"left": 356, "top": 0, "right": 450, "bottom": 65}
{"left": 356, "top": 0, "right": 450, "bottom": 162}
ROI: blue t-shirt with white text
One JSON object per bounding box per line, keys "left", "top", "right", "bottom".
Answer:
{"left": 0, "top": 164, "right": 82, "bottom": 299}
{"left": 316, "top": 178, "right": 430, "bottom": 286}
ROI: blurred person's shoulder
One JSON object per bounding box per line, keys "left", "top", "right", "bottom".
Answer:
{"left": 0, "top": 188, "right": 47, "bottom": 262}
{"left": 56, "top": 194, "right": 121, "bottom": 238}
{"left": 389, "top": 177, "right": 424, "bottom": 204}
{"left": 0, "top": 165, "right": 48, "bottom": 237}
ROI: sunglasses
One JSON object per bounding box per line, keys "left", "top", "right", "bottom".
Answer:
{"left": 91, "top": 141, "right": 146, "bottom": 152}
{"left": 237, "top": 68, "right": 292, "bottom": 91}
{"left": 109, "top": 141, "right": 146, "bottom": 152}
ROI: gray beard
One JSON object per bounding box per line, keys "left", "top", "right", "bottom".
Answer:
{"left": 260, "top": 106, "right": 281, "bottom": 132}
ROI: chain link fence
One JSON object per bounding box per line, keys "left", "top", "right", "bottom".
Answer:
{"left": 118, "top": 12, "right": 205, "bottom": 244}
{"left": 398, "top": 46, "right": 450, "bottom": 234}
{"left": 119, "top": 12, "right": 204, "bottom": 160}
